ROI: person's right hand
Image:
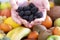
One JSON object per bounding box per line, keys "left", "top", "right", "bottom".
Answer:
{"left": 10, "top": 0, "right": 30, "bottom": 27}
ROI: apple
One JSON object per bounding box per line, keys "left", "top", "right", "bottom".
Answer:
{"left": 0, "top": 3, "right": 7, "bottom": 10}
{"left": 0, "top": 2, "right": 11, "bottom": 10}
{"left": 54, "top": 18, "right": 60, "bottom": 27}
{"left": 1, "top": 8, "right": 11, "bottom": 17}
{"left": 47, "top": 35, "right": 60, "bottom": 40}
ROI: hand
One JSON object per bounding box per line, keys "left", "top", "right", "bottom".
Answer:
{"left": 28, "top": 0, "right": 50, "bottom": 28}
{"left": 10, "top": 0, "right": 30, "bottom": 27}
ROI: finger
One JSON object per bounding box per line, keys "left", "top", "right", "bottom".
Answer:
{"left": 21, "top": 19, "right": 29, "bottom": 27}
{"left": 34, "top": 19, "right": 42, "bottom": 24}
{"left": 29, "top": 21, "right": 34, "bottom": 28}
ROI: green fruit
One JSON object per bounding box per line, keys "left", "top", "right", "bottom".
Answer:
{"left": 54, "top": 18, "right": 60, "bottom": 27}
{"left": 0, "top": 30, "right": 5, "bottom": 39}
{"left": 5, "top": 2, "right": 11, "bottom": 9}
{"left": 6, "top": 27, "right": 31, "bottom": 40}
{"left": 0, "top": 3, "right": 7, "bottom": 10}
{"left": 47, "top": 35, "right": 60, "bottom": 40}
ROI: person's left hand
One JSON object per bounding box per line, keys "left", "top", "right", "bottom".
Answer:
{"left": 28, "top": 0, "right": 50, "bottom": 28}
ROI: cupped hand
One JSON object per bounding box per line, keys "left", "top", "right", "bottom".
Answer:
{"left": 10, "top": 0, "right": 30, "bottom": 27}
{"left": 28, "top": 0, "right": 50, "bottom": 28}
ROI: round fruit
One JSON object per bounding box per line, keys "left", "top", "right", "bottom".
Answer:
{"left": 53, "top": 27, "right": 60, "bottom": 36}
{"left": 38, "top": 30, "right": 52, "bottom": 40}
{"left": 33, "top": 25, "right": 47, "bottom": 34}
{"left": 54, "top": 18, "right": 60, "bottom": 27}
{"left": 24, "top": 38, "right": 37, "bottom": 40}
{"left": 0, "top": 23, "right": 12, "bottom": 32}
{"left": 28, "top": 31, "right": 38, "bottom": 39}
{"left": 49, "top": 1, "right": 54, "bottom": 8}
{"left": 42, "top": 16, "right": 52, "bottom": 29}
{"left": 1, "top": 8, "right": 11, "bottom": 17}
{"left": 47, "top": 35, "right": 60, "bottom": 40}
{"left": 4, "top": 17, "right": 20, "bottom": 28}
{"left": 47, "top": 6, "right": 60, "bottom": 21}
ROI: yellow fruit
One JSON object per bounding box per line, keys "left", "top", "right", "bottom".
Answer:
{"left": 49, "top": 2, "right": 54, "bottom": 8}
{"left": 6, "top": 27, "right": 31, "bottom": 40}
{"left": 4, "top": 17, "right": 20, "bottom": 28}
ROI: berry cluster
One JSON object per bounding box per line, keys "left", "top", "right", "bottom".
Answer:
{"left": 16, "top": 3, "right": 43, "bottom": 22}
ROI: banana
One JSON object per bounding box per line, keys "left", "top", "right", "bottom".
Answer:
{"left": 6, "top": 27, "right": 31, "bottom": 40}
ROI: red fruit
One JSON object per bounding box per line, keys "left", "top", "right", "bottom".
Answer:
{"left": 1, "top": 8, "right": 11, "bottom": 17}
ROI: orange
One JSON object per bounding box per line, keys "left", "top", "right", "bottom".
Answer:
{"left": 0, "top": 23, "right": 12, "bottom": 33}
{"left": 42, "top": 16, "right": 52, "bottom": 29}
{"left": 28, "top": 31, "right": 38, "bottom": 39}
{"left": 1, "top": 8, "right": 11, "bottom": 17}
{"left": 53, "top": 27, "right": 60, "bottom": 36}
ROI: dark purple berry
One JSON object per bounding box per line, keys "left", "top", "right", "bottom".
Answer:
{"left": 16, "top": 7, "right": 23, "bottom": 12}
{"left": 29, "top": 3, "right": 35, "bottom": 8}
{"left": 24, "top": 11, "right": 31, "bottom": 16}
{"left": 22, "top": 16, "right": 29, "bottom": 21}
{"left": 23, "top": 6, "right": 30, "bottom": 11}
{"left": 33, "top": 16, "right": 37, "bottom": 20}
{"left": 35, "top": 12, "right": 43, "bottom": 18}
{"left": 31, "top": 7, "right": 38, "bottom": 14}
{"left": 19, "top": 11, "right": 24, "bottom": 17}
{"left": 28, "top": 15, "right": 34, "bottom": 22}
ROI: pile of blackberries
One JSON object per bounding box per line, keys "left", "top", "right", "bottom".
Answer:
{"left": 16, "top": 3, "right": 43, "bottom": 22}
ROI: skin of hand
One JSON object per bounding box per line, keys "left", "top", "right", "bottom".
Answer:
{"left": 10, "top": 0, "right": 50, "bottom": 28}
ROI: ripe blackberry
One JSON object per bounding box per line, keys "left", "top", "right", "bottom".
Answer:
{"left": 33, "top": 16, "right": 37, "bottom": 20}
{"left": 28, "top": 14, "right": 34, "bottom": 22}
{"left": 24, "top": 11, "right": 31, "bottom": 16}
{"left": 22, "top": 16, "right": 29, "bottom": 21}
{"left": 23, "top": 6, "right": 30, "bottom": 11}
{"left": 19, "top": 11, "right": 24, "bottom": 17}
{"left": 16, "top": 7, "right": 23, "bottom": 12}
{"left": 29, "top": 3, "right": 35, "bottom": 8}
{"left": 31, "top": 7, "right": 38, "bottom": 14}
{"left": 35, "top": 12, "right": 43, "bottom": 18}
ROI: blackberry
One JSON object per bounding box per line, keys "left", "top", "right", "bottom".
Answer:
{"left": 29, "top": 3, "right": 35, "bottom": 8}
{"left": 31, "top": 7, "right": 38, "bottom": 14}
{"left": 16, "top": 7, "right": 23, "bottom": 12}
{"left": 28, "top": 14, "right": 34, "bottom": 22}
{"left": 35, "top": 12, "right": 43, "bottom": 18}
{"left": 22, "top": 16, "right": 29, "bottom": 21}
{"left": 23, "top": 6, "right": 30, "bottom": 11}
{"left": 18, "top": 11, "right": 24, "bottom": 17}
{"left": 24, "top": 11, "right": 31, "bottom": 16}
{"left": 33, "top": 16, "right": 37, "bottom": 20}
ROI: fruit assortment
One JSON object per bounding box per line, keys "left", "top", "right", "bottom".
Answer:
{"left": 16, "top": 3, "right": 43, "bottom": 22}
{"left": 0, "top": 0, "right": 60, "bottom": 40}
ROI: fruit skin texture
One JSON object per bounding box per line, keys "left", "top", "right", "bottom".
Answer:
{"left": 4, "top": 17, "right": 20, "bottom": 28}
{"left": 53, "top": 27, "right": 60, "bottom": 36}
{"left": 0, "top": 8, "right": 11, "bottom": 17}
{"left": 28, "top": 31, "right": 38, "bottom": 39}
{"left": 0, "top": 2, "right": 11, "bottom": 10}
{"left": 6, "top": 27, "right": 31, "bottom": 40}
{"left": 0, "top": 23, "right": 12, "bottom": 33}
{"left": 47, "top": 35, "right": 60, "bottom": 40}
{"left": 54, "top": 18, "right": 60, "bottom": 27}
{"left": 42, "top": 16, "right": 52, "bottom": 29}
{"left": 48, "top": 6, "right": 60, "bottom": 21}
